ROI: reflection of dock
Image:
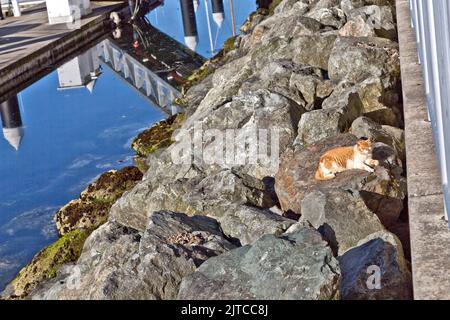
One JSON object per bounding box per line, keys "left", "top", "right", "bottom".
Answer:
{"left": 98, "top": 17, "right": 205, "bottom": 114}
{"left": 98, "top": 38, "right": 180, "bottom": 115}
{"left": 0, "top": 1, "right": 127, "bottom": 102}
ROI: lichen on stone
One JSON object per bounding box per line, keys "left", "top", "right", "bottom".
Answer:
{"left": 131, "top": 113, "right": 185, "bottom": 158}
{"left": 8, "top": 229, "right": 90, "bottom": 299}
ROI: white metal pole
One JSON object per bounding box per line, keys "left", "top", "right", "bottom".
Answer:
{"left": 11, "top": 0, "right": 21, "bottom": 17}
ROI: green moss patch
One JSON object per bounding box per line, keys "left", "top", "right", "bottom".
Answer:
{"left": 132, "top": 113, "right": 185, "bottom": 158}
{"left": 10, "top": 229, "right": 91, "bottom": 298}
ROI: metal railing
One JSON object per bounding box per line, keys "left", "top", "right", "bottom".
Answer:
{"left": 409, "top": 0, "right": 450, "bottom": 225}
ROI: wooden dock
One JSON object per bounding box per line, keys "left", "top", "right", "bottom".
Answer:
{"left": 0, "top": 1, "right": 127, "bottom": 101}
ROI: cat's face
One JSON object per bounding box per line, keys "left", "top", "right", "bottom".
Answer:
{"left": 357, "top": 139, "right": 372, "bottom": 154}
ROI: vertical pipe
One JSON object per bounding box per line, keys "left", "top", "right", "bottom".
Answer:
{"left": 11, "top": 0, "right": 21, "bottom": 17}
{"left": 180, "top": 0, "right": 199, "bottom": 51}
{"left": 229, "top": 0, "right": 236, "bottom": 36}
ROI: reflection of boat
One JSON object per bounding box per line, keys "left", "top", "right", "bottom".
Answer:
{"left": 0, "top": 96, "right": 24, "bottom": 151}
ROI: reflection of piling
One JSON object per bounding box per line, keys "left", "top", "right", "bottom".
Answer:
{"left": 211, "top": 0, "right": 224, "bottom": 27}
{"left": 0, "top": 96, "right": 24, "bottom": 151}
{"left": 0, "top": 96, "right": 22, "bottom": 129}
{"left": 180, "top": 0, "right": 199, "bottom": 51}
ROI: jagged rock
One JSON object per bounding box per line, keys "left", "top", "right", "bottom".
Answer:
{"left": 328, "top": 36, "right": 400, "bottom": 89}
{"left": 300, "top": 189, "right": 385, "bottom": 255}
{"left": 339, "top": 15, "right": 376, "bottom": 37}
{"left": 211, "top": 204, "right": 295, "bottom": 245}
{"left": 297, "top": 94, "right": 363, "bottom": 145}
{"left": 30, "top": 212, "right": 235, "bottom": 300}
{"left": 111, "top": 169, "right": 294, "bottom": 245}
{"left": 351, "top": 116, "right": 405, "bottom": 161}
{"left": 306, "top": 7, "right": 347, "bottom": 29}
{"left": 290, "top": 73, "right": 334, "bottom": 110}
{"left": 275, "top": 134, "right": 406, "bottom": 225}
{"left": 181, "top": 89, "right": 306, "bottom": 179}
{"left": 177, "top": 227, "right": 340, "bottom": 300}
{"left": 238, "top": 60, "right": 322, "bottom": 108}
{"left": 55, "top": 166, "right": 143, "bottom": 236}
{"left": 348, "top": 5, "right": 397, "bottom": 40}
{"left": 338, "top": 231, "right": 412, "bottom": 300}
{"left": 291, "top": 33, "right": 338, "bottom": 70}
{"left": 183, "top": 74, "right": 214, "bottom": 111}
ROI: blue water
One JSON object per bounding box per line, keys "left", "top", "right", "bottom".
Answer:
{"left": 0, "top": 60, "right": 166, "bottom": 290}
{"left": 148, "top": 0, "right": 256, "bottom": 58}
{"left": 0, "top": 1, "right": 257, "bottom": 292}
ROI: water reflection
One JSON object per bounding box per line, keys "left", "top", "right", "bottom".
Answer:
{"left": 0, "top": 43, "right": 165, "bottom": 291}
{"left": 57, "top": 48, "right": 102, "bottom": 93}
{"left": 147, "top": 0, "right": 257, "bottom": 57}
{"left": 0, "top": 96, "right": 24, "bottom": 151}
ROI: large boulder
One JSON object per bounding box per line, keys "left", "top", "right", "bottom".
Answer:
{"left": 351, "top": 116, "right": 405, "bottom": 161}
{"left": 111, "top": 169, "right": 279, "bottom": 232}
{"left": 328, "top": 36, "right": 400, "bottom": 89}
{"left": 275, "top": 134, "right": 407, "bottom": 225}
{"left": 30, "top": 212, "right": 236, "bottom": 300}
{"left": 338, "top": 231, "right": 412, "bottom": 300}
{"left": 296, "top": 84, "right": 366, "bottom": 145}
{"left": 347, "top": 5, "right": 397, "bottom": 40}
{"left": 300, "top": 189, "right": 385, "bottom": 255}
{"left": 179, "top": 89, "right": 306, "bottom": 179}
{"left": 177, "top": 227, "right": 341, "bottom": 300}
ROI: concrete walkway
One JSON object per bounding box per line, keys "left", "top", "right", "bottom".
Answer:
{"left": 0, "top": 1, "right": 122, "bottom": 69}
{"left": 0, "top": 1, "right": 126, "bottom": 101}
{"left": 396, "top": 0, "right": 450, "bottom": 300}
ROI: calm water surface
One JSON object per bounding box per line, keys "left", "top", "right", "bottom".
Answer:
{"left": 0, "top": 1, "right": 256, "bottom": 291}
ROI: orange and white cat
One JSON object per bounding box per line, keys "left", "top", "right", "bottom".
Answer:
{"left": 315, "top": 139, "right": 379, "bottom": 181}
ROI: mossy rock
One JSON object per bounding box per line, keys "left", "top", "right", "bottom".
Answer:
{"left": 55, "top": 166, "right": 143, "bottom": 236}
{"left": 81, "top": 166, "right": 143, "bottom": 203}
{"left": 133, "top": 155, "right": 150, "bottom": 174}
{"left": 8, "top": 229, "right": 90, "bottom": 298}
{"left": 132, "top": 113, "right": 185, "bottom": 158}
{"left": 268, "top": 0, "right": 283, "bottom": 15}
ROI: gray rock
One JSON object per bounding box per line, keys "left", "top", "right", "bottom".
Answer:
{"left": 111, "top": 169, "right": 278, "bottom": 232}
{"left": 177, "top": 227, "right": 341, "bottom": 300}
{"left": 348, "top": 5, "right": 397, "bottom": 40}
{"left": 183, "top": 89, "right": 306, "bottom": 179}
{"left": 351, "top": 116, "right": 405, "bottom": 161}
{"left": 212, "top": 204, "right": 295, "bottom": 245}
{"left": 291, "top": 33, "right": 338, "bottom": 70}
{"left": 31, "top": 212, "right": 236, "bottom": 300}
{"left": 275, "top": 134, "right": 407, "bottom": 225}
{"left": 328, "top": 36, "right": 400, "bottom": 88}
{"left": 338, "top": 231, "right": 412, "bottom": 300}
{"left": 300, "top": 189, "right": 385, "bottom": 255}
{"left": 306, "top": 7, "right": 347, "bottom": 29}
{"left": 339, "top": 15, "right": 376, "bottom": 37}
{"left": 297, "top": 90, "right": 363, "bottom": 145}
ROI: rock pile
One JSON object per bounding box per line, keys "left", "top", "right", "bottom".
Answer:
{"left": 4, "top": 0, "right": 412, "bottom": 300}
